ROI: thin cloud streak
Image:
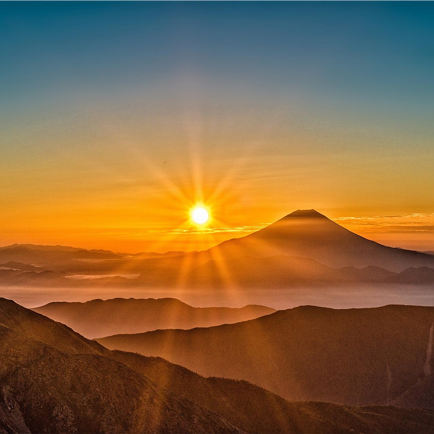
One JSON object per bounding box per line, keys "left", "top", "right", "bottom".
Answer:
{"left": 335, "top": 213, "right": 434, "bottom": 233}
{"left": 153, "top": 224, "right": 269, "bottom": 236}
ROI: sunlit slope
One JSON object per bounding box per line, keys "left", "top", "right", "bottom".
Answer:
{"left": 99, "top": 304, "right": 434, "bottom": 408}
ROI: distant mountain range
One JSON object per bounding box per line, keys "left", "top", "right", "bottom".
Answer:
{"left": 3, "top": 298, "right": 433, "bottom": 433}
{"left": 0, "top": 244, "right": 183, "bottom": 268}
{"left": 98, "top": 304, "right": 434, "bottom": 409}
{"left": 33, "top": 298, "right": 275, "bottom": 338}
{"left": 1, "top": 210, "right": 434, "bottom": 289}
{"left": 0, "top": 244, "right": 123, "bottom": 263}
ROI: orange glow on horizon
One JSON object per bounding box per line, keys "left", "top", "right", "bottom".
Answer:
{"left": 1, "top": 95, "right": 433, "bottom": 254}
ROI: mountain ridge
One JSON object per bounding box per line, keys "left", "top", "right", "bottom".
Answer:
{"left": 4, "top": 298, "right": 434, "bottom": 433}
{"left": 98, "top": 304, "right": 434, "bottom": 408}
{"left": 33, "top": 298, "right": 275, "bottom": 338}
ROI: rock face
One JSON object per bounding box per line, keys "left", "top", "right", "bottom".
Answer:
{"left": 2, "top": 298, "right": 434, "bottom": 434}
{"left": 99, "top": 304, "right": 434, "bottom": 408}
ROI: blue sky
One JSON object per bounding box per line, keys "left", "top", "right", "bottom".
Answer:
{"left": 2, "top": 2, "right": 434, "bottom": 109}
{"left": 1, "top": 2, "right": 434, "bottom": 251}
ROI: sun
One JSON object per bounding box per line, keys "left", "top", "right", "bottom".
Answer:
{"left": 191, "top": 206, "right": 209, "bottom": 225}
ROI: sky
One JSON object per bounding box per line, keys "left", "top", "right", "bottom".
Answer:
{"left": 1, "top": 2, "right": 434, "bottom": 252}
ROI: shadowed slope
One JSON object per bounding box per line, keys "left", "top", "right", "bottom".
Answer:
{"left": 99, "top": 304, "right": 434, "bottom": 408}
{"left": 0, "top": 299, "right": 242, "bottom": 434}
{"left": 0, "top": 297, "right": 104, "bottom": 355}
{"left": 2, "top": 298, "right": 434, "bottom": 433}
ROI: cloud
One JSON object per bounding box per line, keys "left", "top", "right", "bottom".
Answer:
{"left": 158, "top": 224, "right": 269, "bottom": 236}
{"left": 334, "top": 213, "right": 434, "bottom": 233}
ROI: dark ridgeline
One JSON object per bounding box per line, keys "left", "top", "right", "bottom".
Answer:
{"left": 33, "top": 298, "right": 275, "bottom": 338}
{"left": 1, "top": 298, "right": 434, "bottom": 434}
{"left": 99, "top": 304, "right": 434, "bottom": 409}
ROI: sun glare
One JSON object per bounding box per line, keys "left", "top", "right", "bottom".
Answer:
{"left": 191, "top": 207, "right": 209, "bottom": 225}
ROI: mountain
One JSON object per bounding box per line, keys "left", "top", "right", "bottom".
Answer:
{"left": 33, "top": 298, "right": 275, "bottom": 338}
{"left": 0, "top": 244, "right": 123, "bottom": 265}
{"left": 0, "top": 244, "right": 186, "bottom": 269}
{"left": 130, "top": 210, "right": 434, "bottom": 287}
{"left": 2, "top": 257, "right": 434, "bottom": 290}
{"left": 2, "top": 256, "right": 434, "bottom": 290}
{"left": 1, "top": 211, "right": 434, "bottom": 288}
{"left": 139, "top": 255, "right": 401, "bottom": 288}
{"left": 0, "top": 299, "right": 243, "bottom": 434}
{"left": 393, "top": 375, "right": 434, "bottom": 409}
{"left": 199, "top": 210, "right": 434, "bottom": 272}
{"left": 98, "top": 305, "right": 434, "bottom": 408}
{"left": 111, "top": 209, "right": 434, "bottom": 287}
{"left": 3, "top": 299, "right": 433, "bottom": 433}
{"left": 387, "top": 267, "right": 434, "bottom": 284}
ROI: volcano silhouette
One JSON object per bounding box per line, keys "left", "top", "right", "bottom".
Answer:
{"left": 203, "top": 209, "right": 434, "bottom": 272}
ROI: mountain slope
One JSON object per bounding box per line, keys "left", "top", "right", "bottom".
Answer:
{"left": 0, "top": 299, "right": 242, "bottom": 434}
{"left": 1, "top": 211, "right": 434, "bottom": 289}
{"left": 0, "top": 330, "right": 243, "bottom": 434}
{"left": 0, "top": 244, "right": 122, "bottom": 265}
{"left": 202, "top": 210, "right": 434, "bottom": 272}
{"left": 33, "top": 298, "right": 275, "bottom": 338}
{"left": 132, "top": 210, "right": 434, "bottom": 287}
{"left": 3, "top": 298, "right": 434, "bottom": 433}
{"left": 150, "top": 255, "right": 402, "bottom": 288}
{"left": 99, "top": 304, "right": 434, "bottom": 408}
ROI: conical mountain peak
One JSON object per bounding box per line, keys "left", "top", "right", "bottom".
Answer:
{"left": 208, "top": 209, "right": 434, "bottom": 272}
{"left": 284, "top": 209, "right": 327, "bottom": 219}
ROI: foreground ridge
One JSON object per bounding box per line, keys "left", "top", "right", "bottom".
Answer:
{"left": 1, "top": 298, "right": 434, "bottom": 433}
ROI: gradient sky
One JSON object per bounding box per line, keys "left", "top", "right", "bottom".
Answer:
{"left": 1, "top": 2, "right": 434, "bottom": 252}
